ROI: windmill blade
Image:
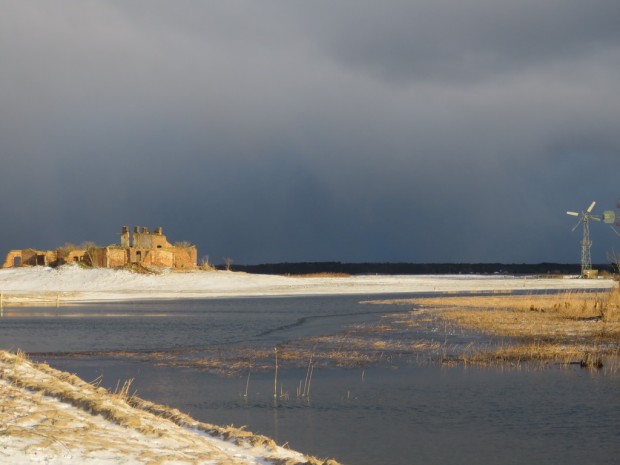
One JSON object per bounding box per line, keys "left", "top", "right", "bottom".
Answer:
{"left": 611, "top": 225, "right": 620, "bottom": 237}
{"left": 587, "top": 201, "right": 596, "bottom": 212}
{"left": 566, "top": 211, "right": 580, "bottom": 216}
{"left": 591, "top": 217, "right": 602, "bottom": 221}
{"left": 572, "top": 219, "right": 583, "bottom": 231}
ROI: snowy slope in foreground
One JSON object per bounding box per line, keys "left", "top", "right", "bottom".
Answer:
{"left": 0, "top": 265, "right": 616, "bottom": 304}
{"left": 0, "top": 350, "right": 325, "bottom": 465}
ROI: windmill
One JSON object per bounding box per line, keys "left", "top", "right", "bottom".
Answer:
{"left": 566, "top": 201, "right": 601, "bottom": 277}
{"left": 603, "top": 202, "right": 620, "bottom": 237}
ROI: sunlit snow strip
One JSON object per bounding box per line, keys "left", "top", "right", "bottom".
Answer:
{"left": 0, "top": 265, "right": 614, "bottom": 304}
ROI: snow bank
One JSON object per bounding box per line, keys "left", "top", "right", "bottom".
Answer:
{"left": 0, "top": 265, "right": 615, "bottom": 305}
{"left": 0, "top": 350, "right": 336, "bottom": 465}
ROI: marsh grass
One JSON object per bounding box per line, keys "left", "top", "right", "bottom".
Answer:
{"left": 381, "top": 288, "right": 620, "bottom": 367}
{"left": 146, "top": 339, "right": 407, "bottom": 376}
{"left": 113, "top": 378, "right": 136, "bottom": 401}
{"left": 443, "top": 342, "right": 616, "bottom": 369}
{"left": 412, "top": 291, "right": 620, "bottom": 339}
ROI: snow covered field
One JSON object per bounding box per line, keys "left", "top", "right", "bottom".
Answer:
{"left": 0, "top": 265, "right": 616, "bottom": 305}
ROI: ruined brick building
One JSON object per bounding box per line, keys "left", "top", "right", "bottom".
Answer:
{"left": 2, "top": 226, "right": 197, "bottom": 270}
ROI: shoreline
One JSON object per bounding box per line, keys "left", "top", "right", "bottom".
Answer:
{"left": 0, "top": 266, "right": 616, "bottom": 306}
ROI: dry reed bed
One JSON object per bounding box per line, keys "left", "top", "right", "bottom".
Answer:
{"left": 0, "top": 350, "right": 340, "bottom": 465}
{"left": 146, "top": 342, "right": 386, "bottom": 374}
{"left": 383, "top": 289, "right": 620, "bottom": 367}
{"left": 132, "top": 335, "right": 419, "bottom": 375}
{"left": 53, "top": 322, "right": 445, "bottom": 376}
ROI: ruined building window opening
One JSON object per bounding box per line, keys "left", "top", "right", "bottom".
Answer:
{"left": 73, "top": 256, "right": 80, "bottom": 262}
{"left": 13, "top": 256, "right": 21, "bottom": 267}
{"left": 36, "top": 255, "right": 45, "bottom": 266}
{"left": 157, "top": 245, "right": 162, "bottom": 249}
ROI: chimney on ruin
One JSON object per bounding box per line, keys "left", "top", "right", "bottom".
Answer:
{"left": 133, "top": 226, "right": 140, "bottom": 248}
{"left": 120, "top": 226, "right": 130, "bottom": 248}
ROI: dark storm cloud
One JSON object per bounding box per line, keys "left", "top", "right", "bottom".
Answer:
{"left": 285, "top": 0, "right": 620, "bottom": 83}
{"left": 0, "top": 1, "right": 619, "bottom": 264}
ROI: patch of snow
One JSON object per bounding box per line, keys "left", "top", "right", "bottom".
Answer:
{"left": 0, "top": 265, "right": 615, "bottom": 304}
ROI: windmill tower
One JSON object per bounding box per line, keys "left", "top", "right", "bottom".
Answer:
{"left": 566, "top": 201, "right": 600, "bottom": 278}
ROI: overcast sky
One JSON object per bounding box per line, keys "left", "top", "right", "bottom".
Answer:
{"left": 1, "top": 1, "right": 619, "bottom": 265}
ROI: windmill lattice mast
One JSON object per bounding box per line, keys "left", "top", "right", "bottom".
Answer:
{"left": 580, "top": 214, "right": 592, "bottom": 275}
{"left": 567, "top": 201, "right": 620, "bottom": 277}
{"left": 566, "top": 201, "right": 599, "bottom": 277}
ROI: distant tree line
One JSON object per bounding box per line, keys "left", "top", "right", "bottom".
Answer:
{"left": 226, "top": 261, "right": 617, "bottom": 276}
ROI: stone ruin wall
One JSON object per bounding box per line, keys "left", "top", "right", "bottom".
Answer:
{"left": 2, "top": 226, "right": 197, "bottom": 270}
{"left": 125, "top": 246, "right": 196, "bottom": 269}
{"left": 131, "top": 226, "right": 171, "bottom": 249}
{"left": 2, "top": 250, "right": 24, "bottom": 268}
{"left": 106, "top": 248, "right": 130, "bottom": 268}
{"left": 89, "top": 247, "right": 129, "bottom": 268}
{"left": 3, "top": 249, "right": 59, "bottom": 268}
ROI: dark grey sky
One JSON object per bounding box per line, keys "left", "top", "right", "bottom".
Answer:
{"left": 1, "top": 1, "right": 619, "bottom": 265}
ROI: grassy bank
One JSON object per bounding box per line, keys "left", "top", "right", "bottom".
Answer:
{"left": 0, "top": 350, "right": 341, "bottom": 465}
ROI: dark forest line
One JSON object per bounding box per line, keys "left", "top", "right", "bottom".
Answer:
{"left": 227, "top": 262, "right": 616, "bottom": 276}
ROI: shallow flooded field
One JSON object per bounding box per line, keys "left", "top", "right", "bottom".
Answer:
{"left": 2, "top": 294, "right": 620, "bottom": 465}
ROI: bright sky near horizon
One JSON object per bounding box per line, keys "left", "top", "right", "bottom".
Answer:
{"left": 1, "top": 1, "right": 619, "bottom": 265}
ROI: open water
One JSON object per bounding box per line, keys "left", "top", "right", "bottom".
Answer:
{"left": 1, "top": 295, "right": 619, "bottom": 465}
